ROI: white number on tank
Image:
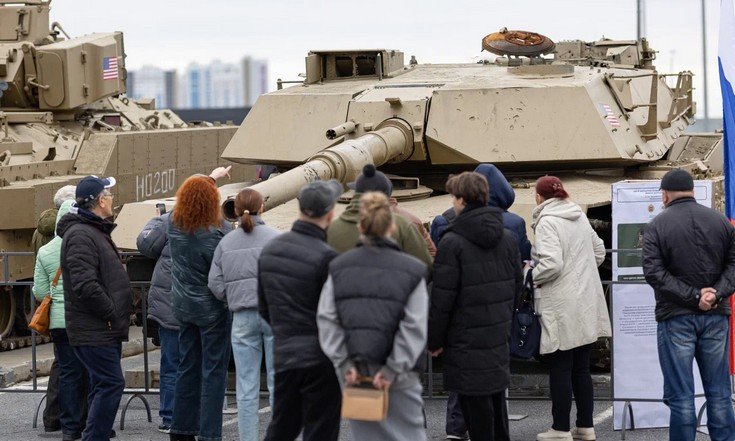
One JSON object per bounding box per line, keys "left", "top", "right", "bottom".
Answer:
{"left": 136, "top": 169, "right": 176, "bottom": 201}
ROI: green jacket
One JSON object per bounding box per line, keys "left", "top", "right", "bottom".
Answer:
{"left": 327, "top": 194, "right": 433, "bottom": 274}
{"left": 32, "top": 200, "right": 73, "bottom": 330}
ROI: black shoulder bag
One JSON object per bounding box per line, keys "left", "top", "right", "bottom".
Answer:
{"left": 510, "top": 269, "right": 541, "bottom": 360}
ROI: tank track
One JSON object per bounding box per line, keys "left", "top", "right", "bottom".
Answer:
{"left": 0, "top": 335, "right": 51, "bottom": 351}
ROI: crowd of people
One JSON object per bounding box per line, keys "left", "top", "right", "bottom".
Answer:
{"left": 31, "top": 164, "right": 735, "bottom": 441}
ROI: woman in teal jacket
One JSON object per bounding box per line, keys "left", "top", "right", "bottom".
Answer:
{"left": 33, "top": 199, "right": 87, "bottom": 441}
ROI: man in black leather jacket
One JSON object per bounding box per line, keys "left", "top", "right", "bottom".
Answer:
{"left": 642, "top": 169, "right": 735, "bottom": 441}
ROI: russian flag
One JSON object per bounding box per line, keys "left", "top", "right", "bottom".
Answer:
{"left": 720, "top": 0, "right": 735, "bottom": 374}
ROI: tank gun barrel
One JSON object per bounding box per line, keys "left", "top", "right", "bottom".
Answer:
{"left": 222, "top": 118, "right": 413, "bottom": 220}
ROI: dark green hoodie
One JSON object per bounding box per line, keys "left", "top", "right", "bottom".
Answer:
{"left": 327, "top": 193, "right": 433, "bottom": 274}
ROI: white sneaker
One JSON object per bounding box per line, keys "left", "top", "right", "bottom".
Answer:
{"left": 571, "top": 427, "right": 596, "bottom": 440}
{"left": 537, "top": 429, "right": 573, "bottom": 440}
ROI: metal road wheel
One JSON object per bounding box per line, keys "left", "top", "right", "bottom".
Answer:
{"left": 0, "top": 288, "right": 15, "bottom": 338}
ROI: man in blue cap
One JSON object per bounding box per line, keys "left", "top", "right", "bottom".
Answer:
{"left": 58, "top": 175, "right": 132, "bottom": 441}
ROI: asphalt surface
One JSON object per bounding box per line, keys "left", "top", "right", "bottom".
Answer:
{"left": 0, "top": 350, "right": 714, "bottom": 441}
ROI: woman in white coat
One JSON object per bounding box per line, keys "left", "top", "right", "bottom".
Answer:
{"left": 530, "top": 176, "right": 612, "bottom": 441}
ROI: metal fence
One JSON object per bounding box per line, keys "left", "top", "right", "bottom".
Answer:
{"left": 0, "top": 250, "right": 729, "bottom": 438}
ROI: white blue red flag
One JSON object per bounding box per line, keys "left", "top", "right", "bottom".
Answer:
{"left": 719, "top": 0, "right": 735, "bottom": 374}
{"left": 102, "top": 56, "right": 118, "bottom": 80}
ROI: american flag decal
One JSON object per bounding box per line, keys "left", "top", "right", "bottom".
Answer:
{"left": 102, "top": 57, "right": 118, "bottom": 80}
{"left": 600, "top": 103, "right": 620, "bottom": 128}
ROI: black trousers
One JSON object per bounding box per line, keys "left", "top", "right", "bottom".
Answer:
{"left": 43, "top": 359, "right": 60, "bottom": 431}
{"left": 547, "top": 343, "right": 595, "bottom": 432}
{"left": 264, "top": 363, "right": 341, "bottom": 441}
{"left": 457, "top": 391, "right": 509, "bottom": 441}
{"left": 445, "top": 392, "right": 468, "bottom": 436}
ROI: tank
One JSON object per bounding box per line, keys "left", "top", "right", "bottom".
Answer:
{"left": 0, "top": 1, "right": 254, "bottom": 340}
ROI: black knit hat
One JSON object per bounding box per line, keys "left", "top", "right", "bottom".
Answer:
{"left": 348, "top": 164, "right": 393, "bottom": 196}
{"left": 660, "top": 169, "right": 694, "bottom": 191}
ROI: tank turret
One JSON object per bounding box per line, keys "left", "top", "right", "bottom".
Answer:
{"left": 0, "top": 0, "right": 126, "bottom": 110}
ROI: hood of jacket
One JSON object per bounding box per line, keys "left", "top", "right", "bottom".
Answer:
{"left": 54, "top": 200, "right": 74, "bottom": 235}
{"left": 447, "top": 205, "right": 504, "bottom": 249}
{"left": 57, "top": 207, "right": 116, "bottom": 238}
{"left": 339, "top": 194, "right": 362, "bottom": 224}
{"left": 36, "top": 208, "right": 58, "bottom": 237}
{"left": 474, "top": 164, "right": 515, "bottom": 210}
{"left": 531, "top": 198, "right": 582, "bottom": 229}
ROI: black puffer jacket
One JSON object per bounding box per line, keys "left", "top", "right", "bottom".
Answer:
{"left": 258, "top": 220, "right": 338, "bottom": 372}
{"left": 58, "top": 209, "right": 133, "bottom": 346}
{"left": 643, "top": 197, "right": 735, "bottom": 322}
{"left": 428, "top": 205, "right": 522, "bottom": 395}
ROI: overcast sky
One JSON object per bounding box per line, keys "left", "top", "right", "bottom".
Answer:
{"left": 52, "top": 0, "right": 723, "bottom": 119}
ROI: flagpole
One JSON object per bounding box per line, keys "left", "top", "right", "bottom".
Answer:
{"left": 702, "top": 0, "right": 710, "bottom": 125}
{"left": 637, "top": 0, "right": 644, "bottom": 40}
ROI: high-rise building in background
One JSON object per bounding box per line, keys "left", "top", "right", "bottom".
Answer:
{"left": 127, "top": 57, "right": 269, "bottom": 109}
{"left": 242, "top": 57, "right": 268, "bottom": 107}
{"left": 126, "top": 66, "right": 177, "bottom": 109}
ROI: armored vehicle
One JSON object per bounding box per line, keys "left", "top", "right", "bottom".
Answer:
{"left": 116, "top": 28, "right": 722, "bottom": 244}
{"left": 0, "top": 0, "right": 253, "bottom": 340}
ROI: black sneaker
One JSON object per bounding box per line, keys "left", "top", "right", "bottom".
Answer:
{"left": 61, "top": 433, "right": 81, "bottom": 441}
{"left": 44, "top": 424, "right": 61, "bottom": 433}
{"left": 109, "top": 429, "right": 116, "bottom": 439}
{"left": 158, "top": 424, "right": 171, "bottom": 434}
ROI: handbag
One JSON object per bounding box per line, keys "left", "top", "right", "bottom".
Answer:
{"left": 509, "top": 269, "right": 541, "bottom": 360}
{"left": 28, "top": 268, "right": 62, "bottom": 336}
{"left": 341, "top": 376, "right": 389, "bottom": 422}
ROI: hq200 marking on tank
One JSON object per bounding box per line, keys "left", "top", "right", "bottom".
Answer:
{"left": 136, "top": 169, "right": 176, "bottom": 201}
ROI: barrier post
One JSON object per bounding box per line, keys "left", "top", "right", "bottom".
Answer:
{"left": 119, "top": 283, "right": 152, "bottom": 430}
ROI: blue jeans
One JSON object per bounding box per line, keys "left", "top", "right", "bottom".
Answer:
{"left": 171, "top": 314, "right": 231, "bottom": 441}
{"left": 73, "top": 344, "right": 124, "bottom": 441}
{"left": 50, "top": 329, "right": 86, "bottom": 437}
{"left": 158, "top": 326, "right": 180, "bottom": 426}
{"left": 232, "top": 309, "right": 275, "bottom": 441}
{"left": 658, "top": 314, "right": 735, "bottom": 441}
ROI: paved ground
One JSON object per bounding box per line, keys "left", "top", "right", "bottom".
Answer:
{"left": 0, "top": 349, "right": 714, "bottom": 441}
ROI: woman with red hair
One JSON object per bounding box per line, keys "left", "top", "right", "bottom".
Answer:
{"left": 167, "top": 169, "right": 232, "bottom": 441}
{"left": 531, "top": 176, "right": 611, "bottom": 441}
